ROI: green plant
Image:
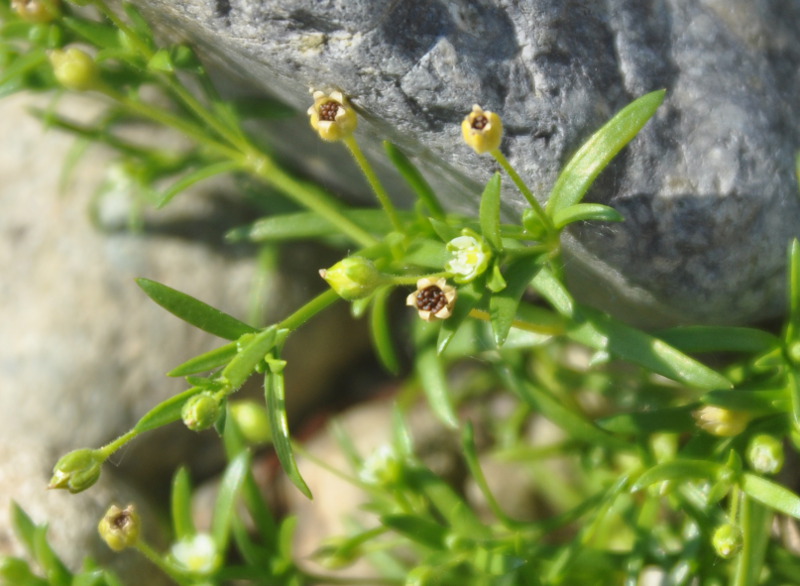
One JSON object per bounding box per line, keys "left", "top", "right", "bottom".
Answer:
{"left": 4, "top": 1, "right": 800, "bottom": 585}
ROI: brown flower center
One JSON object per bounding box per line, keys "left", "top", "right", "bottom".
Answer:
{"left": 471, "top": 115, "right": 489, "bottom": 130}
{"left": 112, "top": 510, "right": 133, "bottom": 530}
{"left": 319, "top": 101, "right": 341, "bottom": 122}
{"left": 415, "top": 285, "right": 447, "bottom": 314}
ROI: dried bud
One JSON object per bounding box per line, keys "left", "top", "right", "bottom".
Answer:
{"left": 49, "top": 448, "right": 103, "bottom": 493}
{"left": 11, "top": 0, "right": 60, "bottom": 22}
{"left": 48, "top": 47, "right": 99, "bottom": 91}
{"left": 307, "top": 90, "right": 358, "bottom": 142}
{"left": 319, "top": 256, "right": 384, "bottom": 300}
{"left": 692, "top": 405, "right": 752, "bottom": 437}
{"left": 181, "top": 392, "right": 221, "bottom": 431}
{"left": 712, "top": 523, "right": 743, "bottom": 559}
{"left": 746, "top": 434, "right": 784, "bottom": 475}
{"left": 98, "top": 504, "right": 141, "bottom": 552}
{"left": 445, "top": 232, "right": 491, "bottom": 283}
{"left": 461, "top": 104, "right": 503, "bottom": 154}
{"left": 406, "top": 277, "right": 457, "bottom": 322}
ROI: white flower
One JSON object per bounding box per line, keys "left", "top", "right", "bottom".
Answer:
{"left": 359, "top": 444, "right": 402, "bottom": 487}
{"left": 445, "top": 233, "right": 491, "bottom": 283}
{"left": 170, "top": 533, "right": 220, "bottom": 575}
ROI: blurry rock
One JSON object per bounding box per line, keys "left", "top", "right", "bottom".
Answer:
{"left": 136, "top": 0, "right": 800, "bottom": 325}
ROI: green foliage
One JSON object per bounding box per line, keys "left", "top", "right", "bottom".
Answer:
{"left": 4, "top": 1, "right": 800, "bottom": 585}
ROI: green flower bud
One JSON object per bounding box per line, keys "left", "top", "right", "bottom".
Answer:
{"left": 11, "top": 0, "right": 60, "bottom": 23}
{"left": 692, "top": 405, "right": 752, "bottom": 437}
{"left": 181, "top": 393, "right": 221, "bottom": 432}
{"left": 48, "top": 47, "right": 99, "bottom": 91}
{"left": 49, "top": 448, "right": 103, "bottom": 493}
{"left": 746, "top": 434, "right": 784, "bottom": 475}
{"left": 98, "top": 504, "right": 141, "bottom": 552}
{"left": 445, "top": 231, "right": 491, "bottom": 283}
{"left": 712, "top": 523, "right": 743, "bottom": 559}
{"left": 319, "top": 256, "right": 384, "bottom": 300}
{"left": 229, "top": 401, "right": 272, "bottom": 445}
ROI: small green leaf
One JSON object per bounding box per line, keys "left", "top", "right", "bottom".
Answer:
{"left": 147, "top": 48, "right": 173, "bottom": 72}
{"left": 383, "top": 141, "right": 444, "bottom": 219}
{"left": 597, "top": 405, "right": 698, "bottom": 436}
{"left": 227, "top": 209, "right": 399, "bottom": 243}
{"left": 265, "top": 371, "right": 311, "bottom": 498}
{"left": 480, "top": 173, "right": 503, "bottom": 251}
{"left": 156, "top": 161, "right": 241, "bottom": 208}
{"left": 787, "top": 239, "right": 800, "bottom": 344}
{"left": 741, "top": 473, "right": 800, "bottom": 519}
{"left": 403, "top": 238, "right": 447, "bottom": 269}
{"left": 473, "top": 546, "right": 526, "bottom": 576}
{"left": 428, "top": 217, "right": 461, "bottom": 243}
{"left": 222, "top": 328, "right": 278, "bottom": 390}
{"left": 489, "top": 258, "right": 541, "bottom": 346}
{"left": 171, "top": 467, "right": 195, "bottom": 541}
{"left": 10, "top": 502, "right": 37, "bottom": 558}
{"left": 416, "top": 344, "right": 458, "bottom": 429}
{"left": 0, "top": 556, "right": 48, "bottom": 586}
{"left": 32, "top": 526, "right": 71, "bottom": 586}
{"left": 134, "top": 387, "right": 205, "bottom": 433}
{"left": 369, "top": 287, "right": 400, "bottom": 374}
{"left": 656, "top": 326, "right": 780, "bottom": 354}
{"left": 700, "top": 388, "right": 788, "bottom": 413}
{"left": 0, "top": 48, "right": 47, "bottom": 87}
{"left": 546, "top": 89, "right": 666, "bottom": 214}
{"left": 380, "top": 515, "right": 447, "bottom": 550}
{"left": 788, "top": 366, "right": 800, "bottom": 432}
{"left": 552, "top": 203, "right": 624, "bottom": 228}
{"left": 136, "top": 278, "right": 257, "bottom": 340}
{"left": 569, "top": 308, "right": 731, "bottom": 390}
{"left": 62, "top": 17, "right": 121, "bottom": 49}
{"left": 168, "top": 342, "right": 238, "bottom": 377}
{"left": 631, "top": 460, "right": 720, "bottom": 492}
{"left": 212, "top": 451, "right": 251, "bottom": 552}
{"left": 405, "top": 467, "right": 485, "bottom": 535}
{"left": 530, "top": 267, "right": 575, "bottom": 317}
{"left": 437, "top": 281, "right": 483, "bottom": 354}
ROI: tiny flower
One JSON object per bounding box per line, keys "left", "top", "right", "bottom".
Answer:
{"left": 746, "top": 434, "right": 784, "bottom": 475}
{"left": 359, "top": 444, "right": 403, "bottom": 488}
{"left": 712, "top": 523, "right": 743, "bottom": 559}
{"left": 307, "top": 90, "right": 358, "bottom": 142}
{"left": 49, "top": 448, "right": 103, "bottom": 493}
{"left": 182, "top": 392, "right": 221, "bottom": 431}
{"left": 98, "top": 504, "right": 141, "bottom": 552}
{"left": 319, "top": 256, "right": 384, "bottom": 300}
{"left": 48, "top": 47, "right": 99, "bottom": 91}
{"left": 11, "top": 0, "right": 60, "bottom": 22}
{"left": 461, "top": 104, "right": 503, "bottom": 154}
{"left": 445, "top": 232, "right": 491, "bottom": 283}
{"left": 230, "top": 400, "right": 272, "bottom": 445}
{"left": 692, "top": 405, "right": 753, "bottom": 437}
{"left": 170, "top": 533, "right": 221, "bottom": 575}
{"left": 406, "top": 277, "right": 457, "bottom": 322}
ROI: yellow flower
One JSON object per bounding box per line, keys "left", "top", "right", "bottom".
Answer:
{"left": 307, "top": 90, "right": 358, "bottom": 142}
{"left": 461, "top": 104, "right": 503, "bottom": 154}
{"left": 11, "top": 0, "right": 60, "bottom": 23}
{"left": 406, "top": 277, "right": 457, "bottom": 322}
{"left": 692, "top": 405, "right": 753, "bottom": 437}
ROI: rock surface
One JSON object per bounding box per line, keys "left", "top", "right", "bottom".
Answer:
{"left": 137, "top": 0, "right": 800, "bottom": 325}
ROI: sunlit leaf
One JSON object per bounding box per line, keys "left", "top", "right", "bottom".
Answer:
{"left": 171, "top": 467, "right": 195, "bottom": 540}
{"left": 631, "top": 460, "right": 720, "bottom": 492}
{"left": 489, "top": 257, "right": 541, "bottom": 346}
{"left": 741, "top": 473, "right": 800, "bottom": 519}
{"left": 212, "top": 451, "right": 251, "bottom": 552}
{"left": 265, "top": 371, "right": 311, "bottom": 498}
{"left": 552, "top": 203, "right": 624, "bottom": 228}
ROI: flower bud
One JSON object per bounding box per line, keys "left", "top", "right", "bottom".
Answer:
{"left": 98, "top": 504, "right": 141, "bottom": 552}
{"left": 461, "top": 104, "right": 503, "bottom": 154}
{"left": 307, "top": 90, "right": 357, "bottom": 142}
{"left": 48, "top": 47, "right": 99, "bottom": 91}
{"left": 230, "top": 400, "right": 272, "bottom": 445}
{"left": 49, "top": 448, "right": 103, "bottom": 493}
{"left": 746, "top": 434, "right": 784, "bottom": 475}
{"left": 712, "top": 523, "right": 743, "bottom": 559}
{"left": 445, "top": 232, "right": 491, "bottom": 283}
{"left": 11, "top": 0, "right": 60, "bottom": 22}
{"left": 181, "top": 392, "right": 221, "bottom": 431}
{"left": 319, "top": 256, "right": 384, "bottom": 300}
{"left": 692, "top": 405, "right": 752, "bottom": 437}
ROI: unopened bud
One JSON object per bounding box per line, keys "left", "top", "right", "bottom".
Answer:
{"left": 49, "top": 448, "right": 103, "bottom": 493}
{"left": 693, "top": 405, "right": 752, "bottom": 437}
{"left": 319, "top": 256, "right": 384, "bottom": 300}
{"left": 746, "top": 434, "right": 784, "bottom": 475}
{"left": 712, "top": 523, "right": 743, "bottom": 559}
{"left": 98, "top": 504, "right": 141, "bottom": 551}
{"left": 49, "top": 47, "right": 99, "bottom": 91}
{"left": 181, "top": 393, "right": 221, "bottom": 431}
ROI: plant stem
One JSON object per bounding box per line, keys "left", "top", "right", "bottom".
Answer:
{"left": 469, "top": 308, "right": 564, "bottom": 336}
{"left": 98, "top": 428, "right": 139, "bottom": 460}
{"left": 731, "top": 492, "right": 771, "bottom": 586}
{"left": 135, "top": 540, "right": 192, "bottom": 586}
{"left": 278, "top": 289, "right": 340, "bottom": 332}
{"left": 491, "top": 148, "right": 553, "bottom": 233}
{"left": 344, "top": 135, "right": 404, "bottom": 233}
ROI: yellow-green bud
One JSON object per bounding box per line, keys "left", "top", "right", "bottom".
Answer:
{"left": 712, "top": 523, "right": 743, "bottom": 559}
{"left": 319, "top": 256, "right": 384, "bottom": 300}
{"left": 462, "top": 104, "right": 503, "bottom": 154}
{"left": 11, "top": 0, "right": 60, "bottom": 23}
{"left": 692, "top": 405, "right": 753, "bottom": 437}
{"left": 49, "top": 448, "right": 103, "bottom": 493}
{"left": 181, "top": 393, "right": 221, "bottom": 431}
{"left": 229, "top": 401, "right": 272, "bottom": 445}
{"left": 48, "top": 47, "right": 99, "bottom": 91}
{"left": 98, "top": 504, "right": 141, "bottom": 552}
{"left": 746, "top": 434, "right": 784, "bottom": 475}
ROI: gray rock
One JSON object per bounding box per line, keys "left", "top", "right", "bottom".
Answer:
{"left": 137, "top": 0, "right": 800, "bottom": 325}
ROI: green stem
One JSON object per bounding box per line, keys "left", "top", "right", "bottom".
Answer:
{"left": 491, "top": 149, "right": 553, "bottom": 233}
{"left": 135, "top": 540, "right": 192, "bottom": 586}
{"left": 469, "top": 308, "right": 564, "bottom": 336}
{"left": 344, "top": 135, "right": 404, "bottom": 233}
{"left": 97, "top": 428, "right": 139, "bottom": 460}
{"left": 278, "top": 289, "right": 340, "bottom": 332}
{"left": 731, "top": 492, "right": 772, "bottom": 586}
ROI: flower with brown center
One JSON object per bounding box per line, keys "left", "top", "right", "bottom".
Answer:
{"left": 461, "top": 104, "right": 503, "bottom": 154}
{"left": 308, "top": 90, "right": 358, "bottom": 142}
{"left": 98, "top": 504, "right": 141, "bottom": 552}
{"left": 406, "top": 277, "right": 457, "bottom": 322}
